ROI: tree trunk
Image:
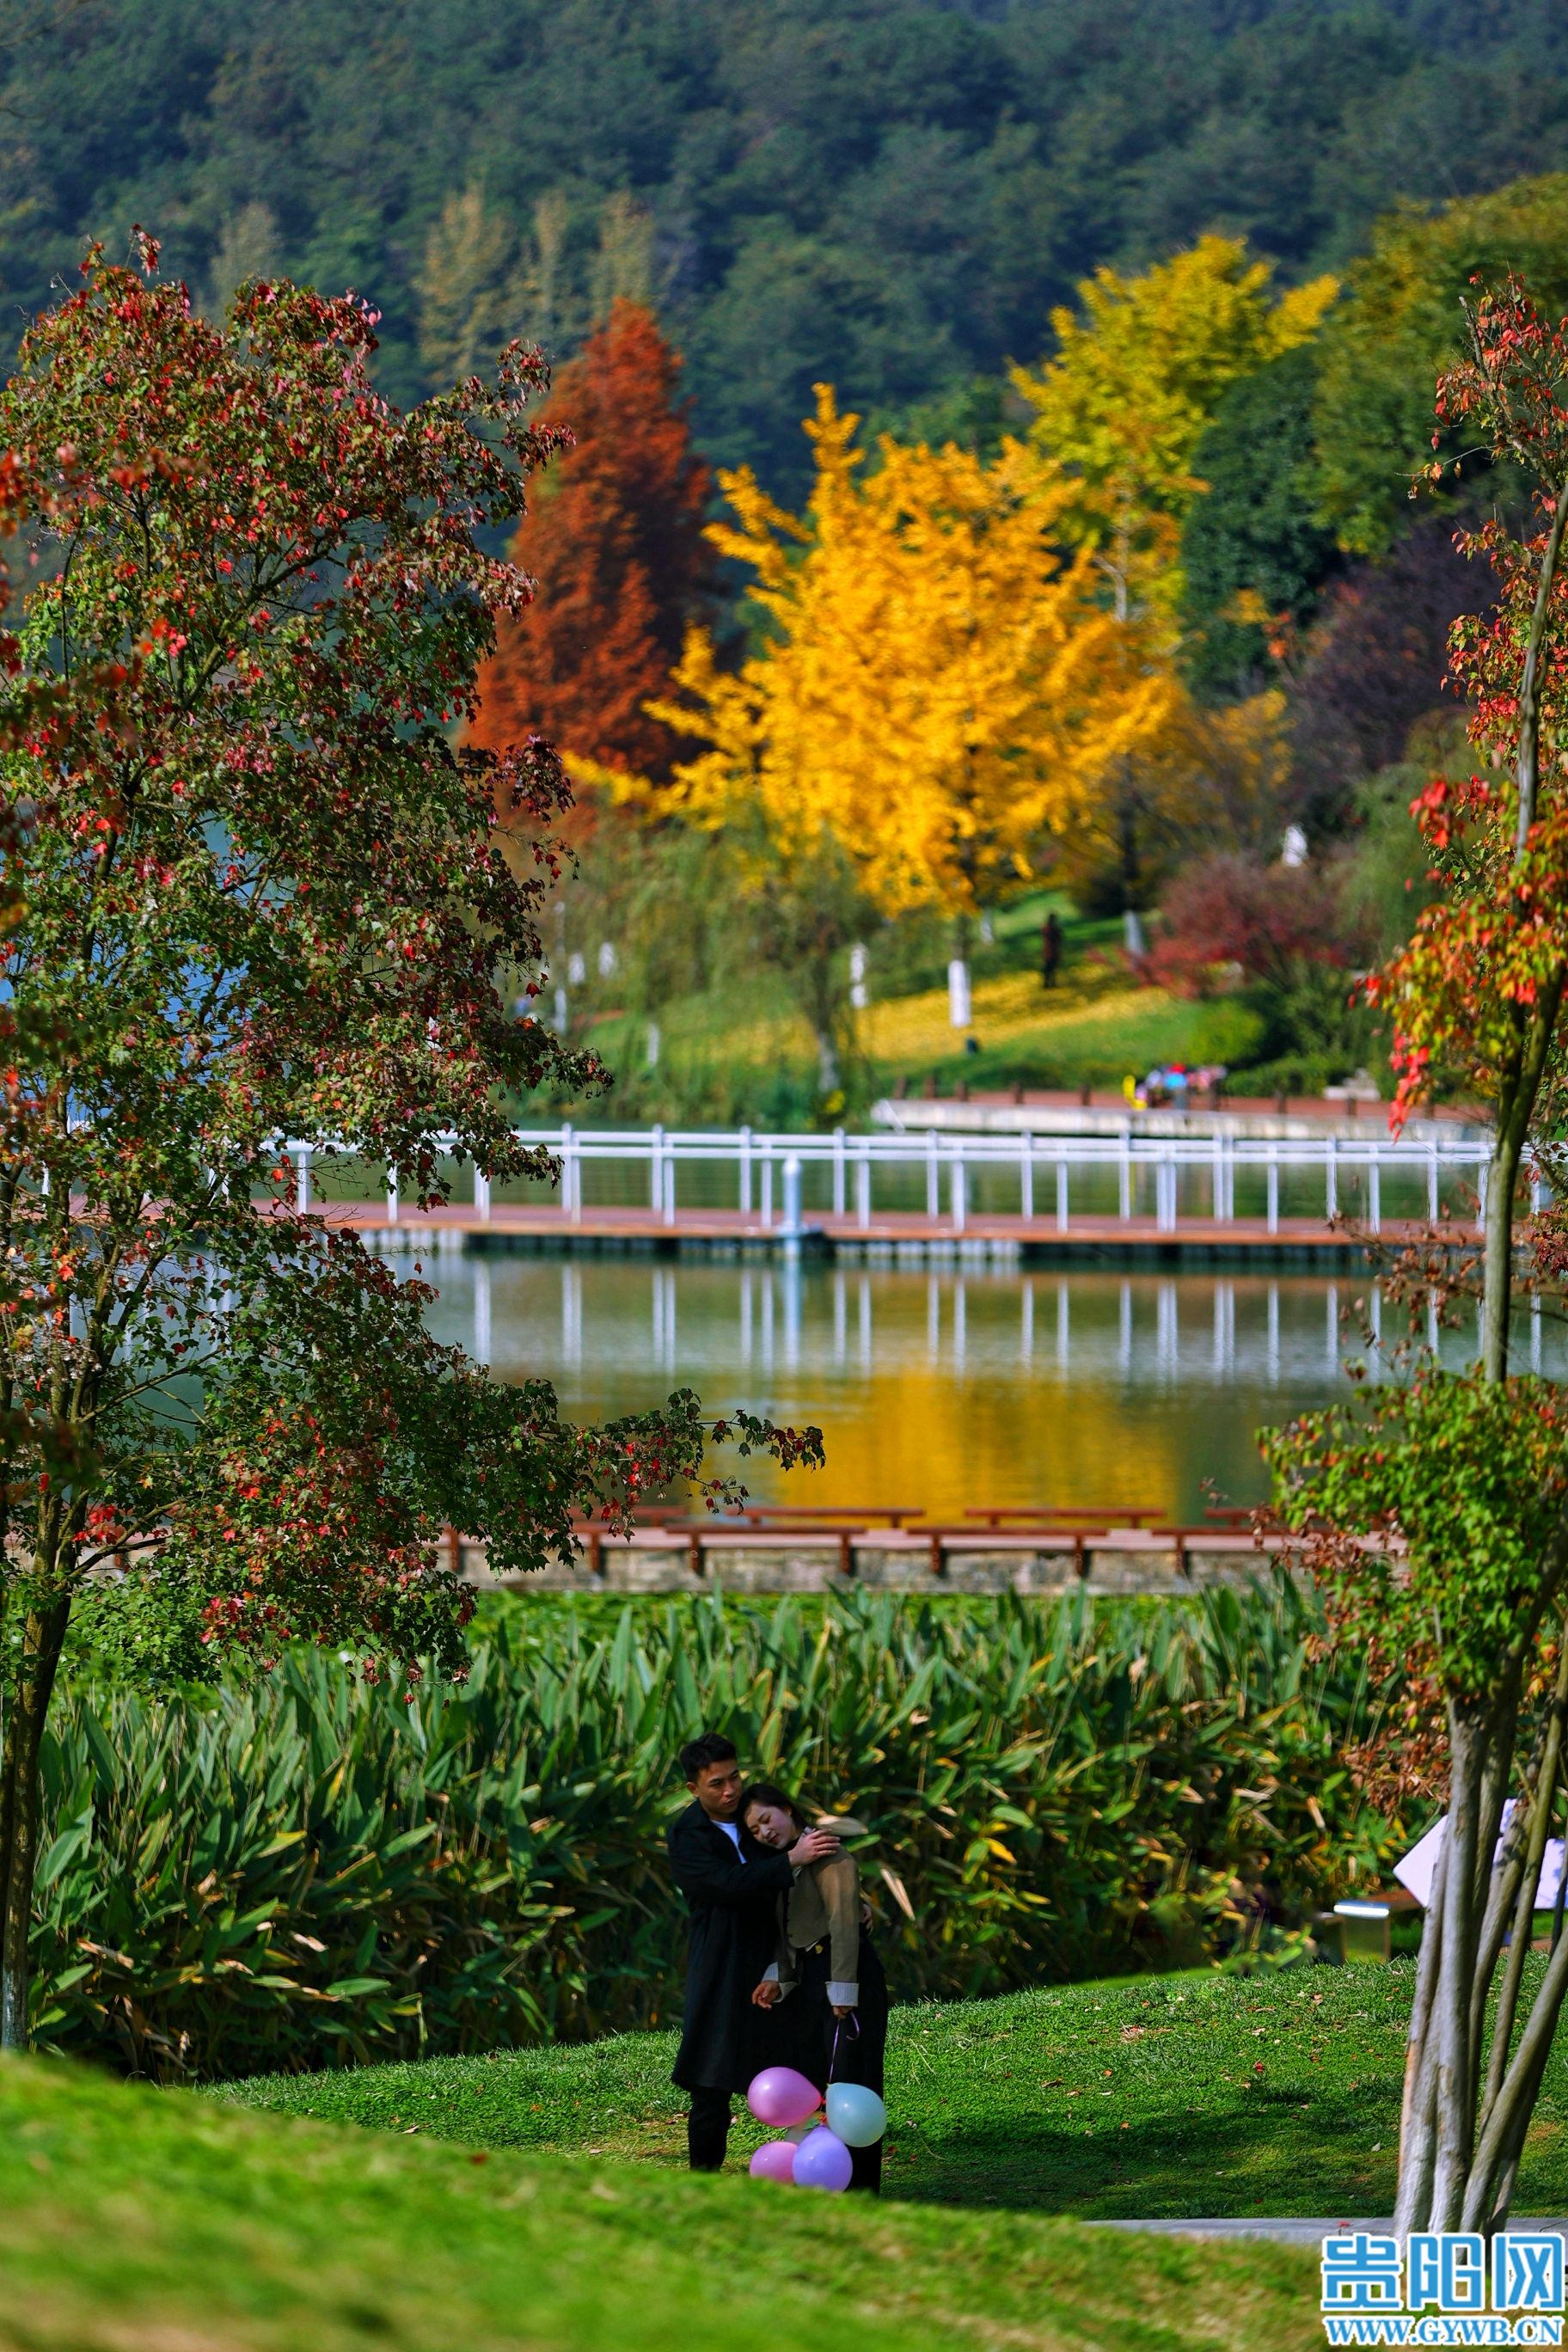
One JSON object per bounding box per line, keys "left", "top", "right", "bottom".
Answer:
{"left": 0, "top": 1597, "right": 70, "bottom": 2051}
{"left": 1480, "top": 976, "right": 1564, "bottom": 1382}
{"left": 1395, "top": 1827, "right": 1447, "bottom": 2233}
{"left": 1428, "top": 1705, "right": 1486, "bottom": 2227}
{"left": 1478, "top": 1638, "right": 1568, "bottom": 2130}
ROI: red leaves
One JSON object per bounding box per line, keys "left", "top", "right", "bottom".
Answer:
{"left": 0, "top": 243, "right": 827, "bottom": 1692}
{"left": 466, "top": 303, "right": 714, "bottom": 796}
{"left": 1148, "top": 852, "right": 1364, "bottom": 998}
{"left": 1370, "top": 279, "right": 1568, "bottom": 1124}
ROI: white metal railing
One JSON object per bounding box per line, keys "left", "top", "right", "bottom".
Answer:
{"left": 282, "top": 1124, "right": 1507, "bottom": 1240}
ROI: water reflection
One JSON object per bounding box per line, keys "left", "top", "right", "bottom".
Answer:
{"left": 412, "top": 1257, "right": 1548, "bottom": 1522}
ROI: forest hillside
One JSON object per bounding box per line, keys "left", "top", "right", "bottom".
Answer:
{"left": 7, "top": 0, "right": 1568, "bottom": 493}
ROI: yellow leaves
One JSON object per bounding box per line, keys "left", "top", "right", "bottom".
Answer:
{"left": 637, "top": 261, "right": 1326, "bottom": 915}
{"left": 1011, "top": 236, "right": 1336, "bottom": 627}
{"left": 1014, "top": 236, "right": 1335, "bottom": 521}
{"left": 1274, "top": 274, "right": 1342, "bottom": 348}
{"left": 648, "top": 386, "right": 1108, "bottom": 916}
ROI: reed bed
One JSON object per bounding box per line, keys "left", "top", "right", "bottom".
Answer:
{"left": 29, "top": 1579, "right": 1410, "bottom": 2079}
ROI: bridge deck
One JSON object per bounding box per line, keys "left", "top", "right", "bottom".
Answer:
{"left": 311, "top": 1200, "right": 1422, "bottom": 1259}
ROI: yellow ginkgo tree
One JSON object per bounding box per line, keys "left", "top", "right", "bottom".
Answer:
{"left": 646, "top": 386, "right": 1164, "bottom": 927}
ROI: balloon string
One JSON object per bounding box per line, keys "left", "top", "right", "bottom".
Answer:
{"left": 829, "top": 2009, "right": 861, "bottom": 2085}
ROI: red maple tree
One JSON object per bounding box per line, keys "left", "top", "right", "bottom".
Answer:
{"left": 0, "top": 247, "right": 820, "bottom": 2053}
{"left": 1269, "top": 277, "right": 1568, "bottom": 2239}
{"left": 468, "top": 301, "right": 714, "bottom": 787}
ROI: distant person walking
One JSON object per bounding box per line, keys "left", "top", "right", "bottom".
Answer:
{"left": 1041, "top": 910, "right": 1063, "bottom": 989}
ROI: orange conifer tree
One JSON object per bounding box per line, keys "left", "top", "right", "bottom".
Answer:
{"left": 469, "top": 301, "right": 714, "bottom": 785}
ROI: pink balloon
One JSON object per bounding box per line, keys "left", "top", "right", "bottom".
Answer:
{"left": 791, "top": 2125, "right": 854, "bottom": 2192}
{"left": 746, "top": 2067, "right": 822, "bottom": 2128}
{"left": 748, "top": 2140, "right": 798, "bottom": 2184}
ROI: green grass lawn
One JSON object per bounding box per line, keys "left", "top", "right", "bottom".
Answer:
{"left": 564, "top": 896, "right": 1206, "bottom": 1127}
{"left": 220, "top": 1958, "right": 1568, "bottom": 2221}
{"left": 0, "top": 2049, "right": 1324, "bottom": 2352}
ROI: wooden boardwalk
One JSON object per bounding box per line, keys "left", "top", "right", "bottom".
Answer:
{"left": 313, "top": 1198, "right": 1407, "bottom": 1263}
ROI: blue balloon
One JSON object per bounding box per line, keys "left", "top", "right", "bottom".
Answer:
{"left": 792, "top": 2124, "right": 854, "bottom": 2191}
{"left": 825, "top": 2082, "right": 887, "bottom": 2147}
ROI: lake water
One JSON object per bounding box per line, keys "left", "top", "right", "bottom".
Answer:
{"left": 414, "top": 1258, "right": 1545, "bottom": 1522}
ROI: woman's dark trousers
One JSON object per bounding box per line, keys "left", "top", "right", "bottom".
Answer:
{"left": 789, "top": 1933, "right": 888, "bottom": 2194}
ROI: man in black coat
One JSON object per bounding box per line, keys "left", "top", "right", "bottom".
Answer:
{"left": 668, "top": 1730, "right": 839, "bottom": 2171}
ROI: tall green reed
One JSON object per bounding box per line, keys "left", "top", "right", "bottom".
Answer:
{"left": 29, "top": 1578, "right": 1409, "bottom": 2079}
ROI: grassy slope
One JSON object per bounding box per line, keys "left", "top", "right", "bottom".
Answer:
{"left": 0, "top": 2053, "right": 1322, "bottom": 2352}
{"left": 584, "top": 901, "right": 1204, "bottom": 1120}
{"left": 222, "top": 1961, "right": 1568, "bottom": 2220}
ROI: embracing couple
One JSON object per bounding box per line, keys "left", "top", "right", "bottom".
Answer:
{"left": 667, "top": 1730, "right": 889, "bottom": 2191}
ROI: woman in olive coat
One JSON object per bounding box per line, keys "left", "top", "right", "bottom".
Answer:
{"left": 743, "top": 1779, "right": 889, "bottom": 2194}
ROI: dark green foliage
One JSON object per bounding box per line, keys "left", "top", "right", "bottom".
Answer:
{"left": 28, "top": 1583, "right": 1412, "bottom": 2081}
{"left": 1180, "top": 346, "right": 1342, "bottom": 704}
{"left": 9, "top": 3, "right": 1568, "bottom": 495}
{"left": 1313, "top": 172, "right": 1568, "bottom": 554}
{"left": 866, "top": 374, "right": 1013, "bottom": 465}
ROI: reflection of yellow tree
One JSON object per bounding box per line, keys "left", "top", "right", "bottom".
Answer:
{"left": 647, "top": 387, "right": 1165, "bottom": 921}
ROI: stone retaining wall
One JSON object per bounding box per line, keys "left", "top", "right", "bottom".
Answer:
{"left": 462, "top": 1533, "right": 1282, "bottom": 1599}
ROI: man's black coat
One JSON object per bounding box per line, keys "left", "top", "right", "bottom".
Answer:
{"left": 667, "top": 1801, "right": 794, "bottom": 2092}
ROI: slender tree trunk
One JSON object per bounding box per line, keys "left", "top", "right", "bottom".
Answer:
{"left": 1481, "top": 984, "right": 1563, "bottom": 1382}
{"left": 1463, "top": 1917, "right": 1568, "bottom": 2229}
{"left": 1478, "top": 1637, "right": 1568, "bottom": 2130}
{"left": 0, "top": 1596, "right": 70, "bottom": 2051}
{"left": 1396, "top": 1830, "right": 1448, "bottom": 2233}
{"left": 1430, "top": 1706, "right": 1487, "bottom": 2227}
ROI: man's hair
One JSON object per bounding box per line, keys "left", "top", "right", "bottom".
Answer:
{"left": 680, "top": 1730, "right": 738, "bottom": 1782}
{"left": 738, "top": 1779, "right": 807, "bottom": 1834}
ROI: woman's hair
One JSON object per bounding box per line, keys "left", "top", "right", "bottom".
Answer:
{"left": 739, "top": 1779, "right": 807, "bottom": 1834}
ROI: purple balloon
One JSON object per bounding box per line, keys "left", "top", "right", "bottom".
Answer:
{"left": 746, "top": 2067, "right": 822, "bottom": 2128}
{"left": 792, "top": 2124, "right": 854, "bottom": 2192}
{"left": 748, "top": 2140, "right": 798, "bottom": 2184}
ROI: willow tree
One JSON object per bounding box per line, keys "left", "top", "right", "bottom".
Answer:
{"left": 0, "top": 239, "right": 818, "bottom": 2050}
{"left": 1266, "top": 278, "right": 1568, "bottom": 2234}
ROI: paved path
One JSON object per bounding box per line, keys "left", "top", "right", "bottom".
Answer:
{"left": 1092, "top": 2218, "right": 1568, "bottom": 2243}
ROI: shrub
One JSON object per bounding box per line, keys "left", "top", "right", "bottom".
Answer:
{"left": 29, "top": 1583, "right": 1412, "bottom": 2080}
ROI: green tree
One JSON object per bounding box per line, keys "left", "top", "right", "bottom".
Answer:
{"left": 9, "top": 1, "right": 1568, "bottom": 491}
{"left": 1011, "top": 235, "right": 1334, "bottom": 620}
{"left": 0, "top": 241, "right": 817, "bottom": 2049}
{"left": 1179, "top": 343, "right": 1341, "bottom": 703}
{"left": 416, "top": 184, "right": 518, "bottom": 383}
{"left": 1313, "top": 174, "right": 1568, "bottom": 556}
